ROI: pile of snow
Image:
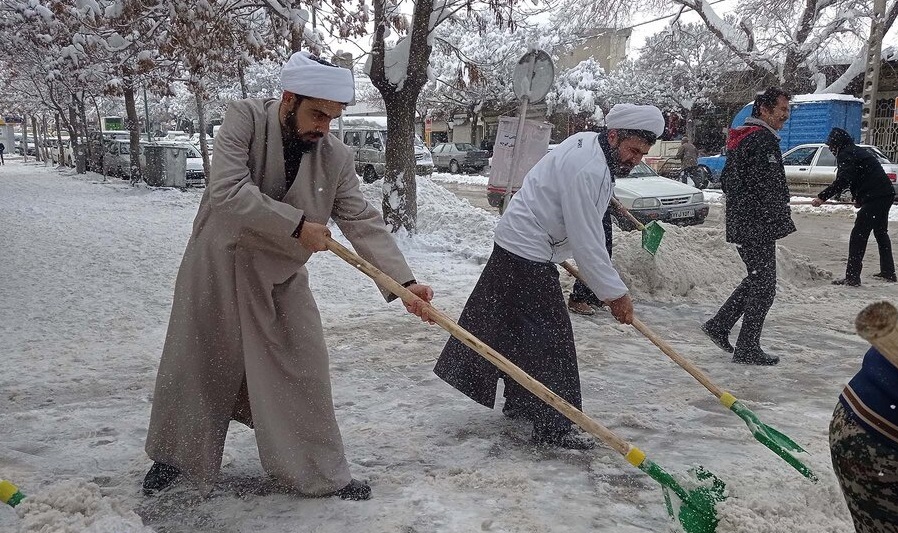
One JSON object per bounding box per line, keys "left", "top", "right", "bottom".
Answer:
{"left": 610, "top": 224, "right": 831, "bottom": 302}
{"left": 14, "top": 480, "right": 154, "bottom": 533}
{"left": 358, "top": 178, "right": 834, "bottom": 303}
{"left": 360, "top": 176, "right": 497, "bottom": 263}
{"left": 428, "top": 171, "right": 489, "bottom": 186}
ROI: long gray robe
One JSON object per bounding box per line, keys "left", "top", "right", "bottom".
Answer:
{"left": 145, "top": 98, "right": 415, "bottom": 495}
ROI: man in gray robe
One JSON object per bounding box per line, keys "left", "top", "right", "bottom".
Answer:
{"left": 143, "top": 52, "right": 434, "bottom": 501}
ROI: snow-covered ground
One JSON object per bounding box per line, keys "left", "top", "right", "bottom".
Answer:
{"left": 2, "top": 161, "right": 896, "bottom": 532}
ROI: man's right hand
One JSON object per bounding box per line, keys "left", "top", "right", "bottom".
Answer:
{"left": 607, "top": 293, "right": 633, "bottom": 324}
{"left": 299, "top": 221, "right": 331, "bottom": 252}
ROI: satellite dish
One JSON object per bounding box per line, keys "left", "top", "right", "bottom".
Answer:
{"left": 512, "top": 50, "right": 554, "bottom": 104}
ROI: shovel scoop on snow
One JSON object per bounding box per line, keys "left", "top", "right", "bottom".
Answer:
{"left": 611, "top": 197, "right": 664, "bottom": 255}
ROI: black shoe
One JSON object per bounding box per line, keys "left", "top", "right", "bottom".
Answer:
{"left": 142, "top": 462, "right": 182, "bottom": 495}
{"left": 732, "top": 349, "right": 779, "bottom": 366}
{"left": 832, "top": 278, "right": 861, "bottom": 287}
{"left": 330, "top": 479, "right": 371, "bottom": 501}
{"left": 872, "top": 272, "right": 898, "bottom": 282}
{"left": 532, "top": 428, "right": 597, "bottom": 450}
{"left": 701, "top": 322, "right": 734, "bottom": 353}
{"left": 502, "top": 403, "right": 533, "bottom": 421}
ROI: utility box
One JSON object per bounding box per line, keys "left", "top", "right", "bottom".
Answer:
{"left": 143, "top": 144, "right": 187, "bottom": 187}
{"left": 486, "top": 116, "right": 553, "bottom": 208}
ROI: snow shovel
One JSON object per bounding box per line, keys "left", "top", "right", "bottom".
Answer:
{"left": 559, "top": 261, "right": 818, "bottom": 482}
{"left": 0, "top": 479, "right": 25, "bottom": 507}
{"left": 326, "top": 238, "right": 726, "bottom": 533}
{"left": 610, "top": 197, "right": 664, "bottom": 255}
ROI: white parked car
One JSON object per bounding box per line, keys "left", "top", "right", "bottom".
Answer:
{"left": 613, "top": 162, "right": 709, "bottom": 230}
{"left": 782, "top": 143, "right": 898, "bottom": 197}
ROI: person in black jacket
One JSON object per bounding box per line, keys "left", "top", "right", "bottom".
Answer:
{"left": 701, "top": 87, "right": 796, "bottom": 366}
{"left": 810, "top": 127, "right": 896, "bottom": 285}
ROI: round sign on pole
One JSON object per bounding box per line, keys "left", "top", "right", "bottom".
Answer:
{"left": 512, "top": 50, "right": 554, "bottom": 104}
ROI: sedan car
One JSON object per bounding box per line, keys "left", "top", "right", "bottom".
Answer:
{"left": 613, "top": 162, "right": 709, "bottom": 230}
{"left": 782, "top": 143, "right": 898, "bottom": 197}
{"left": 431, "top": 142, "right": 489, "bottom": 173}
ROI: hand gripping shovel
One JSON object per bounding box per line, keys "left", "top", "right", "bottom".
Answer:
{"left": 326, "top": 238, "right": 726, "bottom": 533}
{"left": 610, "top": 197, "right": 664, "bottom": 256}
{"left": 559, "top": 261, "right": 818, "bottom": 482}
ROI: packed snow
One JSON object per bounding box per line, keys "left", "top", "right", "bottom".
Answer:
{"left": 2, "top": 160, "right": 896, "bottom": 532}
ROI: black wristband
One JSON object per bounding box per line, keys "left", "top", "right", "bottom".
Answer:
{"left": 291, "top": 215, "right": 307, "bottom": 239}
{"left": 387, "top": 279, "right": 417, "bottom": 302}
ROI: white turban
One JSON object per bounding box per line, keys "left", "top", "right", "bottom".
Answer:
{"left": 605, "top": 103, "right": 665, "bottom": 137}
{"left": 280, "top": 51, "right": 355, "bottom": 104}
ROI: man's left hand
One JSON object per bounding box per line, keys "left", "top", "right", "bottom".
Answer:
{"left": 404, "top": 284, "right": 435, "bottom": 324}
{"left": 810, "top": 197, "right": 824, "bottom": 207}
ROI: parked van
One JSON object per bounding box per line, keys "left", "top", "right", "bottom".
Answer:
{"left": 333, "top": 116, "right": 433, "bottom": 183}
{"left": 102, "top": 139, "right": 205, "bottom": 187}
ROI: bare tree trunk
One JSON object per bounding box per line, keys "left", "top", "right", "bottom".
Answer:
{"left": 55, "top": 113, "right": 64, "bottom": 167}
{"left": 22, "top": 116, "right": 29, "bottom": 163}
{"left": 78, "top": 94, "right": 90, "bottom": 165}
{"left": 31, "top": 115, "right": 43, "bottom": 162}
{"left": 195, "top": 91, "right": 211, "bottom": 182}
{"left": 123, "top": 83, "right": 143, "bottom": 185}
{"left": 40, "top": 114, "right": 50, "bottom": 163}
{"left": 369, "top": 0, "right": 435, "bottom": 232}
{"left": 70, "top": 96, "right": 86, "bottom": 173}
{"left": 238, "top": 60, "right": 248, "bottom": 99}
{"left": 381, "top": 96, "right": 419, "bottom": 232}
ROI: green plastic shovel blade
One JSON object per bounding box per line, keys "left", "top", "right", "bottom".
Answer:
{"left": 729, "top": 400, "right": 818, "bottom": 482}
{"left": 640, "top": 460, "right": 725, "bottom": 533}
{"left": 641, "top": 221, "right": 665, "bottom": 255}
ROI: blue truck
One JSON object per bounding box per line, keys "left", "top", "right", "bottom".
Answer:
{"left": 698, "top": 95, "right": 862, "bottom": 178}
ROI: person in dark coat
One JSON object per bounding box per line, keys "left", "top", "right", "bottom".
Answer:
{"left": 810, "top": 127, "right": 896, "bottom": 285}
{"left": 568, "top": 200, "right": 628, "bottom": 315}
{"left": 701, "top": 87, "right": 796, "bottom": 366}
{"left": 434, "top": 104, "right": 666, "bottom": 450}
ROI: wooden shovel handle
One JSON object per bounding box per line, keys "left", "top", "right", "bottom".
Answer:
{"left": 855, "top": 301, "right": 898, "bottom": 367}
{"left": 325, "top": 237, "right": 632, "bottom": 456}
{"left": 559, "top": 261, "right": 727, "bottom": 399}
{"left": 610, "top": 197, "right": 646, "bottom": 231}
{"left": 789, "top": 200, "right": 856, "bottom": 206}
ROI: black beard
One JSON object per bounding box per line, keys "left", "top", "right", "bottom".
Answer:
{"left": 598, "top": 132, "right": 629, "bottom": 178}
{"left": 282, "top": 125, "right": 320, "bottom": 152}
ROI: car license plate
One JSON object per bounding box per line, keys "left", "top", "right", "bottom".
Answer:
{"left": 670, "top": 209, "right": 694, "bottom": 219}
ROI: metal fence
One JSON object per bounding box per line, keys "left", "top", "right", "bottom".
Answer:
{"left": 871, "top": 97, "right": 898, "bottom": 162}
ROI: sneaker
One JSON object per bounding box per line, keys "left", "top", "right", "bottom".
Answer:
{"left": 142, "top": 462, "right": 182, "bottom": 495}
{"left": 532, "top": 428, "right": 597, "bottom": 450}
{"left": 330, "top": 479, "right": 371, "bottom": 501}
{"left": 832, "top": 278, "right": 861, "bottom": 287}
{"left": 732, "top": 349, "right": 779, "bottom": 366}
{"left": 567, "top": 300, "right": 595, "bottom": 316}
{"left": 701, "top": 322, "right": 734, "bottom": 353}
{"left": 872, "top": 272, "right": 898, "bottom": 282}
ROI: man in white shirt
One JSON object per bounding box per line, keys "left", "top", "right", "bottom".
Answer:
{"left": 434, "top": 104, "right": 665, "bottom": 449}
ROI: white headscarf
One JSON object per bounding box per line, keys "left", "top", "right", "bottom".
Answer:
{"left": 605, "top": 104, "right": 665, "bottom": 137}
{"left": 280, "top": 51, "right": 355, "bottom": 104}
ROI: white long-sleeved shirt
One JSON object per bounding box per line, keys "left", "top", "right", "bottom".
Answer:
{"left": 493, "top": 132, "right": 629, "bottom": 301}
